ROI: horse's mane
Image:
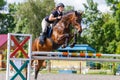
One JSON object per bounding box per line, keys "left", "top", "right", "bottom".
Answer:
{"left": 59, "top": 10, "right": 75, "bottom": 22}
{"left": 63, "top": 10, "right": 75, "bottom": 16}
{"left": 64, "top": 10, "right": 74, "bottom": 14}
{"left": 62, "top": 10, "right": 81, "bottom": 19}
{"left": 54, "top": 10, "right": 81, "bottom": 28}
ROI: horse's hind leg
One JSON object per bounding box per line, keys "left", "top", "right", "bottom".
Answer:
{"left": 34, "top": 60, "right": 44, "bottom": 80}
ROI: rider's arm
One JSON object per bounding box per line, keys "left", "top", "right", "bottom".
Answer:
{"left": 49, "top": 14, "right": 62, "bottom": 21}
{"left": 49, "top": 14, "right": 57, "bottom": 21}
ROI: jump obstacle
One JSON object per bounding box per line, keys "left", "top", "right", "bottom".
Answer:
{"left": 6, "top": 33, "right": 120, "bottom": 80}
{"left": 6, "top": 33, "right": 32, "bottom": 80}
{"left": 32, "top": 51, "right": 120, "bottom": 62}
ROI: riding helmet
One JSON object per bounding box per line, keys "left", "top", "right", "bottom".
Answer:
{"left": 56, "top": 3, "right": 65, "bottom": 8}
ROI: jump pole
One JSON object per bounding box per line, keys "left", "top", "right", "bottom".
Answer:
{"left": 32, "top": 56, "right": 120, "bottom": 62}
{"left": 32, "top": 51, "right": 120, "bottom": 62}
{"left": 32, "top": 51, "right": 120, "bottom": 57}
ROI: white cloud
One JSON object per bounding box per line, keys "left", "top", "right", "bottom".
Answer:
{"left": 7, "top": 0, "right": 110, "bottom": 12}
{"left": 98, "top": 4, "right": 110, "bottom": 13}
{"left": 94, "top": 0, "right": 111, "bottom": 12}
{"left": 7, "top": 0, "right": 25, "bottom": 4}
{"left": 54, "top": 0, "right": 86, "bottom": 10}
{"left": 55, "top": 0, "right": 110, "bottom": 12}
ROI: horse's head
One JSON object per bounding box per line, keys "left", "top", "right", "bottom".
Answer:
{"left": 70, "top": 11, "right": 83, "bottom": 34}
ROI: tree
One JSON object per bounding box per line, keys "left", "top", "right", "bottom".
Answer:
{"left": 13, "top": 0, "right": 55, "bottom": 39}
{"left": 0, "top": 3, "right": 17, "bottom": 34}
{"left": 0, "top": 0, "right": 6, "bottom": 9}
{"left": 0, "top": 0, "right": 15, "bottom": 34}
{"left": 82, "top": 0, "right": 105, "bottom": 52}
{"left": 81, "top": 0, "right": 120, "bottom": 54}
{"left": 0, "top": 0, "right": 6, "bottom": 33}
{"left": 65, "top": 6, "right": 74, "bottom": 12}
{"left": 106, "top": 0, "right": 120, "bottom": 54}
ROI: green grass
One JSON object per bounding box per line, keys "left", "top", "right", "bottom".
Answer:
{"left": 87, "top": 69, "right": 113, "bottom": 75}
{"left": 40, "top": 69, "right": 59, "bottom": 74}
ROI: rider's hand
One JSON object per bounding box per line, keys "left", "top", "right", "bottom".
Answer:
{"left": 56, "top": 16, "right": 62, "bottom": 20}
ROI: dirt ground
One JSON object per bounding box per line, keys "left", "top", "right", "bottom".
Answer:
{"left": 1, "top": 72, "right": 120, "bottom": 80}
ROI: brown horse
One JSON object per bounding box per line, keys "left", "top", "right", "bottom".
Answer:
{"left": 32, "top": 10, "right": 82, "bottom": 80}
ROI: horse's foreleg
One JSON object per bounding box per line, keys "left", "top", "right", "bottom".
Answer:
{"left": 61, "top": 37, "right": 69, "bottom": 48}
{"left": 65, "top": 37, "right": 69, "bottom": 46}
{"left": 70, "top": 32, "right": 77, "bottom": 47}
{"left": 61, "top": 34, "right": 69, "bottom": 48}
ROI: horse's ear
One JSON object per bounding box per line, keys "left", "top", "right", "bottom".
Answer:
{"left": 79, "top": 11, "right": 84, "bottom": 15}
{"left": 75, "top": 11, "right": 83, "bottom": 16}
{"left": 75, "top": 11, "right": 78, "bottom": 16}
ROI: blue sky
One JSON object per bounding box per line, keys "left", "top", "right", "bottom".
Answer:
{"left": 6, "top": 0, "right": 110, "bottom": 12}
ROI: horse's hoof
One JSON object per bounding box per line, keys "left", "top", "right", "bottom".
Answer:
{"left": 70, "top": 43, "right": 75, "bottom": 48}
{"left": 70, "top": 44, "right": 74, "bottom": 48}
{"left": 61, "top": 44, "right": 66, "bottom": 48}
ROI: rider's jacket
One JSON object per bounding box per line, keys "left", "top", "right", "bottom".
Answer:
{"left": 45, "top": 10, "right": 63, "bottom": 24}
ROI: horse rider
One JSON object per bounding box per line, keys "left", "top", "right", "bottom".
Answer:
{"left": 40, "top": 3, "right": 65, "bottom": 44}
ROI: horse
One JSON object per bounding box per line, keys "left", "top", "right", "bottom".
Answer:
{"left": 31, "top": 10, "right": 82, "bottom": 80}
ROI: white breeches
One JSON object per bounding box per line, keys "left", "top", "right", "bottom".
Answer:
{"left": 41, "top": 18, "right": 50, "bottom": 33}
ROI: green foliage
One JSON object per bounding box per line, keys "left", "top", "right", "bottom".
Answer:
{"left": 116, "top": 42, "right": 120, "bottom": 54}
{"left": 65, "top": 6, "right": 74, "bottom": 12}
{"left": 106, "top": 40, "right": 116, "bottom": 53}
{"left": 0, "top": 0, "right": 120, "bottom": 54}
{"left": 0, "top": 14, "right": 15, "bottom": 34}
{"left": 106, "top": 0, "right": 120, "bottom": 41}
{"left": 82, "top": 0, "right": 105, "bottom": 52}
{"left": 13, "top": 0, "right": 55, "bottom": 39}
{"left": 106, "top": 0, "right": 120, "bottom": 16}
{"left": 0, "top": 1, "right": 15, "bottom": 34}
{"left": 0, "top": 0, "right": 6, "bottom": 9}
{"left": 82, "top": 0, "right": 120, "bottom": 53}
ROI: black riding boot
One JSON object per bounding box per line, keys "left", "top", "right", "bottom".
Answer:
{"left": 39, "top": 32, "right": 46, "bottom": 45}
